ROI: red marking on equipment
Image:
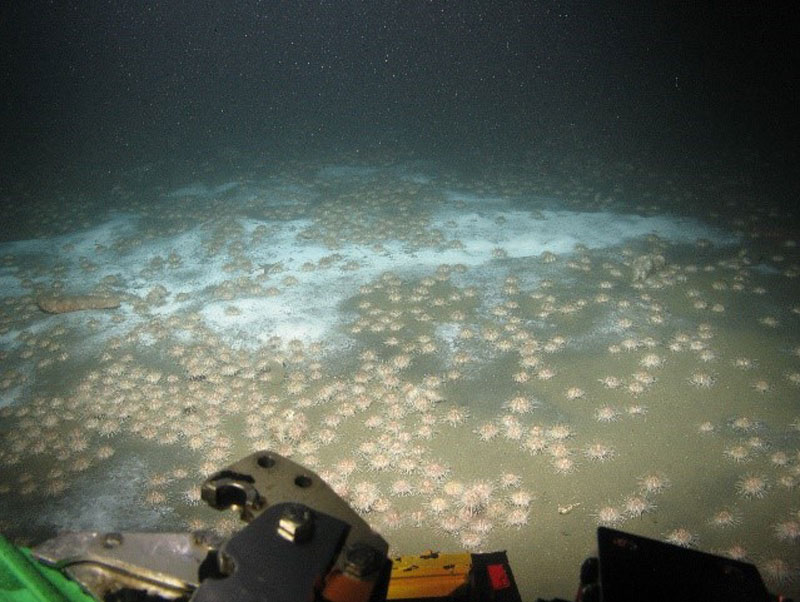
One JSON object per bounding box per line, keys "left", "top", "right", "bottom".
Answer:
{"left": 487, "top": 563, "right": 511, "bottom": 590}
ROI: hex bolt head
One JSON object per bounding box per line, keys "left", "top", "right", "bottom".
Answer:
{"left": 101, "top": 532, "right": 123, "bottom": 549}
{"left": 277, "top": 503, "right": 314, "bottom": 544}
{"left": 343, "top": 543, "right": 381, "bottom": 578}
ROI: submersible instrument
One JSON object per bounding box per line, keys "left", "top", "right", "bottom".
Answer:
{"left": 0, "top": 451, "right": 792, "bottom": 602}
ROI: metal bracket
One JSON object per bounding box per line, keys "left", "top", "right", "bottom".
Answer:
{"left": 33, "top": 530, "right": 220, "bottom": 600}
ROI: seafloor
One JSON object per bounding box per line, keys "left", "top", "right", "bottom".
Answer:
{"left": 1, "top": 153, "right": 798, "bottom": 598}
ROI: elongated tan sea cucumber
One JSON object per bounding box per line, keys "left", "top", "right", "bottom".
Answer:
{"left": 36, "top": 295, "right": 121, "bottom": 314}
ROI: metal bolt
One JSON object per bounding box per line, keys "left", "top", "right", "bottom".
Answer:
{"left": 192, "top": 529, "right": 222, "bottom": 549}
{"left": 343, "top": 543, "right": 381, "bottom": 578}
{"left": 102, "top": 532, "right": 123, "bottom": 549}
{"left": 277, "top": 503, "right": 314, "bottom": 544}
